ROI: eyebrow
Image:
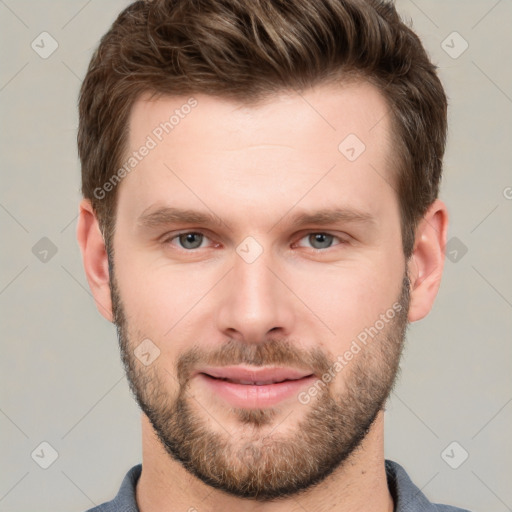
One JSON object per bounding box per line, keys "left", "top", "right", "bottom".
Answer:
{"left": 286, "top": 208, "right": 376, "bottom": 229}
{"left": 137, "top": 206, "right": 228, "bottom": 229}
{"left": 136, "top": 206, "right": 376, "bottom": 231}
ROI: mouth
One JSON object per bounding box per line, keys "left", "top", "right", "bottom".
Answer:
{"left": 195, "top": 366, "right": 316, "bottom": 408}
{"left": 204, "top": 376, "right": 307, "bottom": 385}
{"left": 198, "top": 365, "right": 314, "bottom": 384}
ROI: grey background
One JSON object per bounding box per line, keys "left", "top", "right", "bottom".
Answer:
{"left": 0, "top": 1, "right": 511, "bottom": 511}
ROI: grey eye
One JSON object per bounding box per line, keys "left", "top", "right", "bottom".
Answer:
{"left": 308, "top": 233, "right": 335, "bottom": 249}
{"left": 178, "top": 232, "right": 204, "bottom": 249}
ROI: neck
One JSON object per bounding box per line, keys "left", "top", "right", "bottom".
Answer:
{"left": 136, "top": 410, "right": 394, "bottom": 512}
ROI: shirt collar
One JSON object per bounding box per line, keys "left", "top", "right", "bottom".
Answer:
{"left": 385, "top": 459, "right": 442, "bottom": 511}
{"left": 104, "top": 459, "right": 456, "bottom": 512}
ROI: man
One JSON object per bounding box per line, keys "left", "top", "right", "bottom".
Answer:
{"left": 76, "top": 0, "right": 471, "bottom": 510}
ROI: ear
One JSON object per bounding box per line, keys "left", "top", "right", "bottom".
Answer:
{"left": 76, "top": 199, "right": 113, "bottom": 322}
{"left": 407, "top": 199, "right": 449, "bottom": 323}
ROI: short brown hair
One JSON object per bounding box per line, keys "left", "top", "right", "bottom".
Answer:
{"left": 78, "top": 0, "right": 447, "bottom": 258}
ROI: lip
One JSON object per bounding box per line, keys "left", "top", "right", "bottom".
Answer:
{"left": 195, "top": 366, "right": 316, "bottom": 409}
{"left": 197, "top": 365, "right": 313, "bottom": 384}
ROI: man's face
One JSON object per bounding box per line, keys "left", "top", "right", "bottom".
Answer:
{"left": 110, "top": 82, "right": 410, "bottom": 500}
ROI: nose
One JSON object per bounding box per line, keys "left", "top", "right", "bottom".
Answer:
{"left": 215, "top": 246, "right": 296, "bottom": 344}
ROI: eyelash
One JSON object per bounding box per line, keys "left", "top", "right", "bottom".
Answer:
{"left": 162, "top": 231, "right": 349, "bottom": 252}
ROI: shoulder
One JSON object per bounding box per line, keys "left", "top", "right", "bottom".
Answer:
{"left": 385, "top": 459, "right": 473, "bottom": 512}
{"left": 82, "top": 464, "right": 142, "bottom": 512}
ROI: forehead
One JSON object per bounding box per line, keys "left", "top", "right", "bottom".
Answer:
{"left": 119, "top": 81, "right": 396, "bottom": 226}
{"left": 128, "top": 80, "right": 391, "bottom": 153}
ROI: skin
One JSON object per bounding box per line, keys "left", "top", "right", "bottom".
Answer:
{"left": 77, "top": 81, "right": 448, "bottom": 512}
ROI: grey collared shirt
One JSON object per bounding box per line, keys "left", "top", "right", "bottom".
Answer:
{"left": 84, "top": 460, "right": 471, "bottom": 512}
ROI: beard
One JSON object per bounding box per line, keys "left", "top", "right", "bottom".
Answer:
{"left": 110, "top": 259, "right": 410, "bottom": 501}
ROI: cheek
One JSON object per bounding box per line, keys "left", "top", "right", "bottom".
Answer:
{"left": 290, "top": 256, "right": 404, "bottom": 348}
{"left": 114, "top": 255, "right": 220, "bottom": 343}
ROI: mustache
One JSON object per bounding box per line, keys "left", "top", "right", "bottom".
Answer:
{"left": 175, "top": 337, "right": 332, "bottom": 387}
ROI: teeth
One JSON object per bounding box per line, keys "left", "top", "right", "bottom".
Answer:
{"left": 209, "top": 375, "right": 309, "bottom": 385}
{"left": 227, "top": 379, "right": 284, "bottom": 385}
{"left": 235, "top": 380, "right": 273, "bottom": 385}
